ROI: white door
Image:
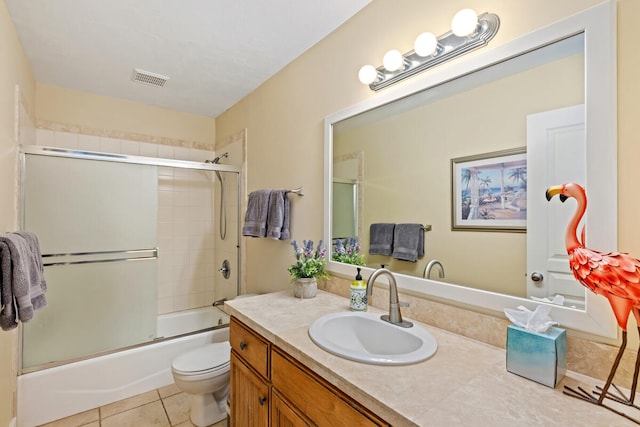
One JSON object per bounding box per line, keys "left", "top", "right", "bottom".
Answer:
{"left": 527, "top": 104, "right": 586, "bottom": 307}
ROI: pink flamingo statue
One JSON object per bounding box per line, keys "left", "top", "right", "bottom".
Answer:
{"left": 547, "top": 182, "right": 640, "bottom": 422}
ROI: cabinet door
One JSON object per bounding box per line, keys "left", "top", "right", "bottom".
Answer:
{"left": 230, "top": 352, "right": 269, "bottom": 427}
{"left": 271, "top": 391, "right": 310, "bottom": 427}
{"left": 271, "top": 348, "right": 388, "bottom": 426}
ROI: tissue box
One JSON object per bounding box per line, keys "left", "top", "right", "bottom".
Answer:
{"left": 506, "top": 324, "right": 566, "bottom": 388}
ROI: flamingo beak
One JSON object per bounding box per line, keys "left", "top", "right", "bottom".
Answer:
{"left": 545, "top": 185, "right": 567, "bottom": 202}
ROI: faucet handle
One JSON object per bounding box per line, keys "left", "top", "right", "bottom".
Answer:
{"left": 399, "top": 301, "right": 409, "bottom": 308}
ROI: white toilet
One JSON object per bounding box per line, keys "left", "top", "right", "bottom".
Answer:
{"left": 171, "top": 341, "right": 231, "bottom": 427}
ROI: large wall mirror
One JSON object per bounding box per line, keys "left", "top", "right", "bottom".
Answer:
{"left": 324, "top": 2, "right": 617, "bottom": 338}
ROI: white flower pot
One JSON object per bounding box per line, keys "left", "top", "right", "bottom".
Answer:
{"left": 293, "top": 278, "right": 317, "bottom": 299}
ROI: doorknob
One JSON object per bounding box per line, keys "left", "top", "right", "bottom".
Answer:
{"left": 530, "top": 272, "right": 544, "bottom": 283}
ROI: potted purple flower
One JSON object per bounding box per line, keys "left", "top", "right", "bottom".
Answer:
{"left": 288, "top": 240, "right": 329, "bottom": 298}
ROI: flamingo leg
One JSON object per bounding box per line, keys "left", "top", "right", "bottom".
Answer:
{"left": 564, "top": 330, "right": 628, "bottom": 404}
{"left": 597, "top": 329, "right": 628, "bottom": 404}
{"left": 631, "top": 326, "right": 640, "bottom": 403}
{"left": 595, "top": 325, "right": 640, "bottom": 407}
{"left": 564, "top": 331, "right": 640, "bottom": 425}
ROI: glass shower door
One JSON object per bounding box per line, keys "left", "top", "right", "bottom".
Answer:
{"left": 21, "top": 154, "right": 158, "bottom": 370}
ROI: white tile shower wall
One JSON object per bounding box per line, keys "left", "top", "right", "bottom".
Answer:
{"left": 163, "top": 167, "right": 216, "bottom": 313}
{"left": 35, "top": 129, "right": 217, "bottom": 315}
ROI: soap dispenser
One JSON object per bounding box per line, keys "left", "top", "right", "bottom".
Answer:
{"left": 350, "top": 267, "right": 367, "bottom": 311}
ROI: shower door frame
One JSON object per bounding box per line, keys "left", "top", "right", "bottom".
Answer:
{"left": 17, "top": 145, "right": 241, "bottom": 374}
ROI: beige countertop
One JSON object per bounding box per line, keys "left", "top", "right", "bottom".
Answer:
{"left": 225, "top": 290, "right": 638, "bottom": 426}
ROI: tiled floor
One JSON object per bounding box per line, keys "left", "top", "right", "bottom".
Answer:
{"left": 38, "top": 383, "right": 227, "bottom": 427}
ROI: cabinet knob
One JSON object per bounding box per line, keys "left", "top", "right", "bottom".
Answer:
{"left": 259, "top": 396, "right": 267, "bottom": 406}
{"left": 239, "top": 341, "right": 247, "bottom": 350}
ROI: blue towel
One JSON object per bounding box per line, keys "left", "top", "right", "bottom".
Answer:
{"left": 369, "top": 223, "right": 395, "bottom": 255}
{"left": 242, "top": 190, "right": 272, "bottom": 237}
{"left": 0, "top": 232, "right": 47, "bottom": 331}
{"left": 392, "top": 224, "right": 424, "bottom": 262}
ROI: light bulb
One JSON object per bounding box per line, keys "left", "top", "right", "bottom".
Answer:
{"left": 383, "top": 50, "right": 404, "bottom": 72}
{"left": 414, "top": 32, "right": 438, "bottom": 57}
{"left": 451, "top": 9, "right": 478, "bottom": 37}
{"left": 358, "top": 65, "right": 378, "bottom": 85}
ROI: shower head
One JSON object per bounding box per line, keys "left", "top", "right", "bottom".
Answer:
{"left": 206, "top": 152, "right": 229, "bottom": 164}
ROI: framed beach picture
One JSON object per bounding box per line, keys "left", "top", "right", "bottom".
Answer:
{"left": 451, "top": 147, "right": 527, "bottom": 232}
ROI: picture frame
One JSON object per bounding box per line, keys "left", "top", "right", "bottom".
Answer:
{"left": 451, "top": 147, "right": 527, "bottom": 232}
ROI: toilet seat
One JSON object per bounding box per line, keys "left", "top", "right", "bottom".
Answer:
{"left": 172, "top": 342, "right": 230, "bottom": 376}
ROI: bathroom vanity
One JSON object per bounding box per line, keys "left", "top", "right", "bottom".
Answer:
{"left": 226, "top": 291, "right": 638, "bottom": 426}
{"left": 230, "top": 316, "right": 386, "bottom": 426}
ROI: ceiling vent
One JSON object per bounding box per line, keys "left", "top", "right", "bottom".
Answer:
{"left": 131, "top": 68, "right": 169, "bottom": 87}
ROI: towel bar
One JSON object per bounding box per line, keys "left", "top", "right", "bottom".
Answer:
{"left": 286, "top": 186, "right": 304, "bottom": 196}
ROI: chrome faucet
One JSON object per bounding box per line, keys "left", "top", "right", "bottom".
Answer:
{"left": 212, "top": 298, "right": 227, "bottom": 307}
{"left": 423, "top": 260, "right": 445, "bottom": 279}
{"left": 366, "top": 268, "right": 413, "bottom": 328}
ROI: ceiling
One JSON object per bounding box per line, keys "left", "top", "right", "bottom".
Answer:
{"left": 5, "top": 0, "right": 371, "bottom": 118}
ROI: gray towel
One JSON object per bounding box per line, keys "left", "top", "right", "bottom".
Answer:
{"left": 369, "top": 223, "right": 395, "bottom": 255}
{"left": 0, "top": 239, "right": 15, "bottom": 330}
{"left": 392, "top": 224, "right": 424, "bottom": 262}
{"left": 0, "top": 232, "right": 48, "bottom": 331}
{"left": 242, "top": 190, "right": 272, "bottom": 237}
{"left": 267, "top": 190, "right": 289, "bottom": 240}
{"left": 16, "top": 231, "right": 47, "bottom": 293}
{"left": 280, "top": 192, "right": 290, "bottom": 241}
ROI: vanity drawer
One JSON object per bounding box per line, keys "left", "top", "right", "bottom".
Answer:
{"left": 271, "top": 347, "right": 388, "bottom": 427}
{"left": 230, "top": 317, "right": 270, "bottom": 379}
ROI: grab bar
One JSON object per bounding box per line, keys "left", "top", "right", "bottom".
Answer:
{"left": 42, "top": 248, "right": 158, "bottom": 267}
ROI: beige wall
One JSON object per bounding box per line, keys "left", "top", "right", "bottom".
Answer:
{"left": 617, "top": 0, "right": 640, "bottom": 286}
{"left": 0, "top": 0, "right": 35, "bottom": 423}
{"left": 216, "top": 0, "right": 624, "bottom": 294}
{"left": 36, "top": 84, "right": 216, "bottom": 147}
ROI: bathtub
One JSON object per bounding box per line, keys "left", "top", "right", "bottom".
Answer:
{"left": 157, "top": 306, "right": 230, "bottom": 338}
{"left": 17, "top": 308, "right": 230, "bottom": 427}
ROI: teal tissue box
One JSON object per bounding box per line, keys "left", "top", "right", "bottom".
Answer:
{"left": 506, "top": 324, "right": 566, "bottom": 388}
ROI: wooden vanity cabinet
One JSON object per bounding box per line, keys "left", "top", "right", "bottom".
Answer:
{"left": 230, "top": 318, "right": 271, "bottom": 426}
{"left": 230, "top": 352, "right": 270, "bottom": 426}
{"left": 230, "top": 316, "right": 389, "bottom": 427}
{"left": 271, "top": 390, "right": 309, "bottom": 427}
{"left": 271, "top": 348, "right": 387, "bottom": 427}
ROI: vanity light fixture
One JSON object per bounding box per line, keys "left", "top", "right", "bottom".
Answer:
{"left": 414, "top": 32, "right": 439, "bottom": 57}
{"left": 451, "top": 8, "right": 480, "bottom": 37}
{"left": 382, "top": 49, "right": 406, "bottom": 71}
{"left": 358, "top": 9, "right": 499, "bottom": 91}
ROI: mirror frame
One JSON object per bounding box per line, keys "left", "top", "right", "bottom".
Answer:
{"left": 324, "top": 1, "right": 617, "bottom": 338}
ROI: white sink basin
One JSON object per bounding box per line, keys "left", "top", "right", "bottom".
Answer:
{"left": 308, "top": 311, "right": 437, "bottom": 365}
